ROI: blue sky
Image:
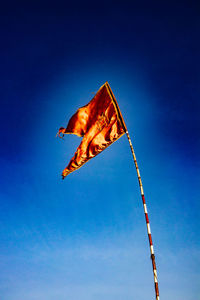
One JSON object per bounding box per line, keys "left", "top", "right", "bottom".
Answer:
{"left": 0, "top": 1, "right": 199, "bottom": 300}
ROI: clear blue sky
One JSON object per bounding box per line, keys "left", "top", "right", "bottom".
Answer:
{"left": 0, "top": 2, "right": 199, "bottom": 300}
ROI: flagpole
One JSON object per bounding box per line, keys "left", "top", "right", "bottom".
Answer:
{"left": 102, "top": 83, "right": 159, "bottom": 299}
{"left": 126, "top": 130, "right": 160, "bottom": 300}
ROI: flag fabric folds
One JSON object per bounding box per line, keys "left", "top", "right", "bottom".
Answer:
{"left": 57, "top": 82, "right": 126, "bottom": 179}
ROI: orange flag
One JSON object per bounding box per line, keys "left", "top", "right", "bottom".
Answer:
{"left": 57, "top": 82, "right": 126, "bottom": 179}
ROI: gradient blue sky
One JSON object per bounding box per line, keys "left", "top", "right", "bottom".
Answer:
{"left": 0, "top": 1, "right": 199, "bottom": 300}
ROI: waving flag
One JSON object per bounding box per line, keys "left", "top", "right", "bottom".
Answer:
{"left": 57, "top": 82, "right": 126, "bottom": 179}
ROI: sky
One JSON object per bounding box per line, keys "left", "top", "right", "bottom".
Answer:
{"left": 0, "top": 1, "right": 199, "bottom": 300}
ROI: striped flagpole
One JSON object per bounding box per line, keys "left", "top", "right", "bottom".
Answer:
{"left": 126, "top": 130, "right": 160, "bottom": 300}
{"left": 105, "top": 82, "right": 159, "bottom": 299}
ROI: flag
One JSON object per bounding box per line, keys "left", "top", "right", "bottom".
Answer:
{"left": 57, "top": 82, "right": 126, "bottom": 179}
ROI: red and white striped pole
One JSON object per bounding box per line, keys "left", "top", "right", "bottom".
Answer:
{"left": 126, "top": 130, "right": 160, "bottom": 300}
{"left": 105, "top": 82, "right": 159, "bottom": 299}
